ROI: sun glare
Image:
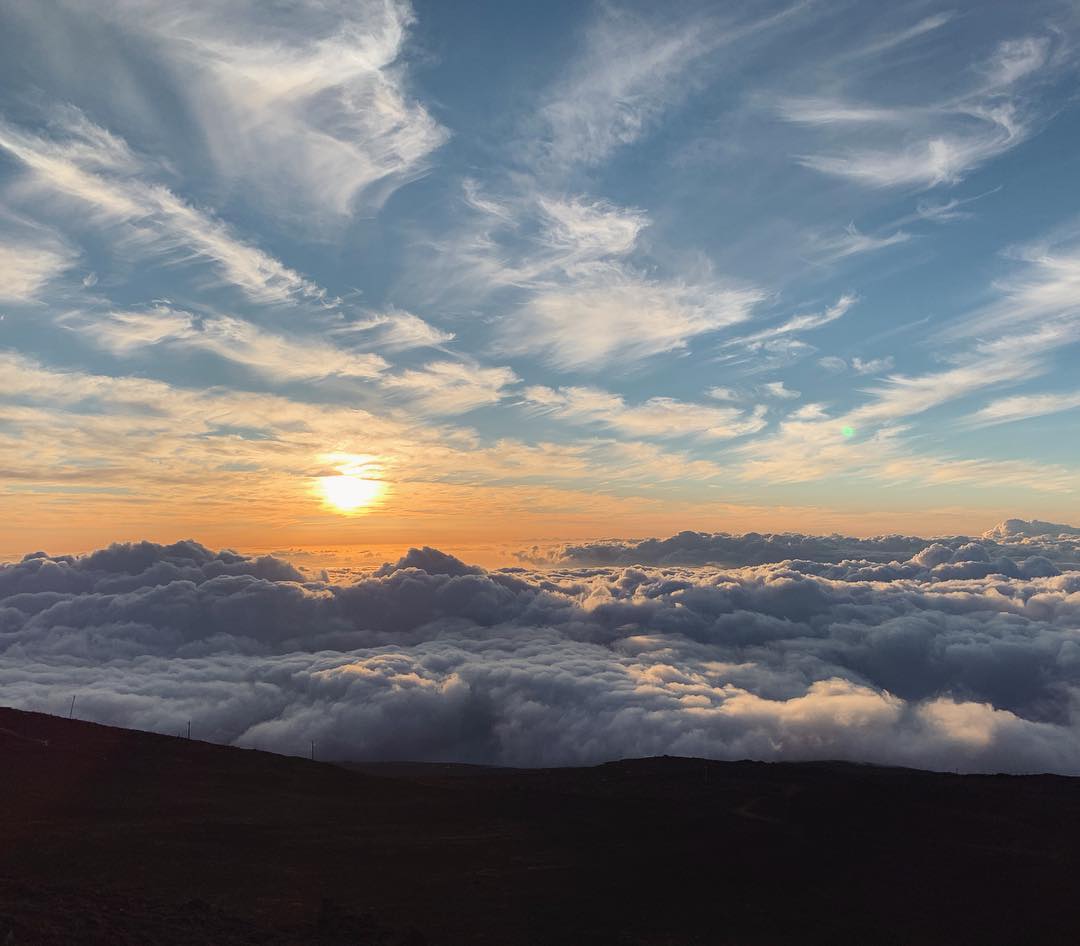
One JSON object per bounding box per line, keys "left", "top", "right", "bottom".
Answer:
{"left": 318, "top": 474, "right": 384, "bottom": 513}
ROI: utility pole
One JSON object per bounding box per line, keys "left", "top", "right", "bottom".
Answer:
{"left": 187, "top": 721, "right": 191, "bottom": 740}
{"left": 311, "top": 740, "right": 315, "bottom": 762}
{"left": 68, "top": 695, "right": 76, "bottom": 719}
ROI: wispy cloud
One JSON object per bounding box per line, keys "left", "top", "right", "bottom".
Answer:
{"left": 727, "top": 293, "right": 858, "bottom": 349}
{"left": 962, "top": 391, "right": 1080, "bottom": 428}
{"left": 852, "top": 356, "right": 895, "bottom": 376}
{"left": 334, "top": 309, "right": 455, "bottom": 352}
{"left": 0, "top": 238, "right": 76, "bottom": 302}
{"left": 761, "top": 381, "right": 800, "bottom": 400}
{"left": 524, "top": 385, "right": 768, "bottom": 440}
{"left": 532, "top": 5, "right": 717, "bottom": 171}
{"left": 812, "top": 224, "right": 911, "bottom": 260}
{"left": 781, "top": 32, "right": 1058, "bottom": 189}
{"left": 67, "top": 306, "right": 389, "bottom": 382}
{"left": 18, "top": 0, "right": 447, "bottom": 224}
{"left": 947, "top": 236, "right": 1080, "bottom": 339}
{"left": 382, "top": 361, "right": 519, "bottom": 415}
{"left": 508, "top": 269, "right": 764, "bottom": 371}
{"left": 846, "top": 11, "right": 956, "bottom": 59}
{"left": 0, "top": 114, "right": 326, "bottom": 304}
{"left": 450, "top": 188, "right": 765, "bottom": 370}
{"left": 852, "top": 324, "right": 1074, "bottom": 425}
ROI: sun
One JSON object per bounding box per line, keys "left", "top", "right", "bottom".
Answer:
{"left": 318, "top": 474, "right": 384, "bottom": 513}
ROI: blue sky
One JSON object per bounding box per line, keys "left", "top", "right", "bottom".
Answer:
{"left": 1, "top": 0, "right": 1079, "bottom": 552}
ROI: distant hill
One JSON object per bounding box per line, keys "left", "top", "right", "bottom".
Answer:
{"left": 4, "top": 706, "right": 1080, "bottom": 945}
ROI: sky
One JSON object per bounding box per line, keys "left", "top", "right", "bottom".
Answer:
{"left": 2, "top": 0, "right": 1080, "bottom": 556}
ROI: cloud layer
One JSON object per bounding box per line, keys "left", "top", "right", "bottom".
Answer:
{"left": 4, "top": 524, "right": 1080, "bottom": 773}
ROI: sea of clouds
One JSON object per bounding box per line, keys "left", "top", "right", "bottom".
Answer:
{"left": 3, "top": 520, "right": 1080, "bottom": 773}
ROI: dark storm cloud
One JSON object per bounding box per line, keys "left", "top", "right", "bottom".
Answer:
{"left": 3, "top": 528, "right": 1080, "bottom": 773}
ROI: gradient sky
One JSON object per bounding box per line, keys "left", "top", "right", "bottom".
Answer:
{"left": 2, "top": 0, "right": 1079, "bottom": 554}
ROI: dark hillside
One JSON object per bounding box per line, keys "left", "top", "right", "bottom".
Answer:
{"left": 3, "top": 707, "right": 1080, "bottom": 944}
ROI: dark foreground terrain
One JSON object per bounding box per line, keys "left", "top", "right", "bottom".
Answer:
{"left": 3, "top": 707, "right": 1080, "bottom": 945}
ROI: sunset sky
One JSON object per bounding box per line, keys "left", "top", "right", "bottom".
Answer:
{"left": 2, "top": 0, "right": 1080, "bottom": 557}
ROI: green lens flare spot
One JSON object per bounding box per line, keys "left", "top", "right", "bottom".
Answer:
{"left": 841, "top": 425, "right": 855, "bottom": 438}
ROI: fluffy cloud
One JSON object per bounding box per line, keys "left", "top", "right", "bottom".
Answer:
{"left": 4, "top": 527, "right": 1080, "bottom": 772}
{"left": 541, "top": 521, "right": 1080, "bottom": 571}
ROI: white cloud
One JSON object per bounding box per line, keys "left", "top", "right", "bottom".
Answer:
{"left": 336, "top": 309, "right": 455, "bottom": 352}
{"left": 382, "top": 361, "right": 518, "bottom": 414}
{"left": 534, "top": 6, "right": 715, "bottom": 170}
{"left": 706, "top": 387, "right": 740, "bottom": 402}
{"left": 0, "top": 114, "right": 325, "bottom": 304}
{"left": 728, "top": 294, "right": 857, "bottom": 349}
{"left": 0, "top": 239, "right": 75, "bottom": 302}
{"left": 948, "top": 239, "right": 1080, "bottom": 340}
{"left": 760, "top": 381, "right": 800, "bottom": 400}
{"left": 732, "top": 318, "right": 1080, "bottom": 491}
{"left": 510, "top": 269, "right": 764, "bottom": 371}
{"left": 4, "top": 536, "right": 1080, "bottom": 771}
{"left": 846, "top": 12, "right": 956, "bottom": 59}
{"left": 851, "top": 356, "right": 895, "bottom": 375}
{"left": 537, "top": 196, "right": 647, "bottom": 262}
{"left": 524, "top": 385, "right": 768, "bottom": 440}
{"left": 963, "top": 391, "right": 1080, "bottom": 428}
{"left": 19, "top": 0, "right": 447, "bottom": 223}
{"left": 985, "top": 37, "right": 1052, "bottom": 87}
{"left": 447, "top": 187, "right": 764, "bottom": 370}
{"left": 782, "top": 33, "right": 1054, "bottom": 190}
{"left": 69, "top": 306, "right": 388, "bottom": 381}
{"left": 797, "top": 123, "right": 1023, "bottom": 189}
{"left": 812, "top": 224, "right": 910, "bottom": 260}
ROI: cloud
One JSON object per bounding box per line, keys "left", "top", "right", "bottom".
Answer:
{"left": 4, "top": 533, "right": 1080, "bottom": 772}
{"left": 962, "top": 391, "right": 1080, "bottom": 428}
{"left": 0, "top": 113, "right": 325, "bottom": 304}
{"left": 10, "top": 0, "right": 447, "bottom": 224}
{"left": 726, "top": 294, "right": 858, "bottom": 351}
{"left": 533, "top": 6, "right": 715, "bottom": 170}
{"left": 985, "top": 518, "right": 1080, "bottom": 540}
{"left": 68, "top": 306, "right": 389, "bottom": 381}
{"left": 851, "top": 356, "right": 895, "bottom": 376}
{"left": 0, "top": 238, "right": 76, "bottom": 302}
{"left": 846, "top": 12, "right": 956, "bottom": 59}
{"left": 812, "top": 224, "right": 910, "bottom": 260}
{"left": 429, "top": 185, "right": 765, "bottom": 371}
{"left": 848, "top": 324, "right": 1073, "bottom": 427}
{"left": 514, "top": 273, "right": 763, "bottom": 370}
{"left": 335, "top": 309, "right": 455, "bottom": 352}
{"left": 947, "top": 237, "right": 1080, "bottom": 340}
{"left": 542, "top": 521, "right": 1080, "bottom": 570}
{"left": 381, "top": 361, "right": 519, "bottom": 415}
{"left": 781, "top": 31, "right": 1059, "bottom": 190}
{"left": 523, "top": 385, "right": 768, "bottom": 440}
{"left": 760, "top": 381, "right": 800, "bottom": 400}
